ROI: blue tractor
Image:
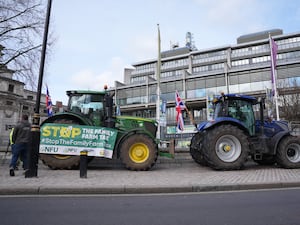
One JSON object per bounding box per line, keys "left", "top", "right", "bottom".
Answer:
{"left": 190, "top": 93, "right": 300, "bottom": 170}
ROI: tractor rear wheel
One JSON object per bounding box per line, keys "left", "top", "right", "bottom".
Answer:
{"left": 202, "top": 125, "right": 249, "bottom": 170}
{"left": 190, "top": 132, "right": 208, "bottom": 166}
{"left": 39, "top": 118, "right": 81, "bottom": 169}
{"left": 120, "top": 134, "right": 158, "bottom": 171}
{"left": 276, "top": 136, "right": 300, "bottom": 169}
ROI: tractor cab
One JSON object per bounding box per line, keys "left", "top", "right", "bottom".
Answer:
{"left": 212, "top": 94, "right": 257, "bottom": 136}
{"left": 66, "top": 90, "right": 106, "bottom": 126}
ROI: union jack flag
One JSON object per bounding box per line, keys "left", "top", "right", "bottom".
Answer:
{"left": 175, "top": 91, "right": 185, "bottom": 131}
{"left": 46, "top": 85, "right": 53, "bottom": 117}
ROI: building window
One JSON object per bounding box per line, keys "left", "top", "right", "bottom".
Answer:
{"left": 8, "top": 84, "right": 14, "bottom": 92}
{"left": 27, "top": 95, "right": 34, "bottom": 100}
{"left": 232, "top": 59, "right": 249, "bottom": 67}
{"left": 23, "top": 105, "right": 29, "bottom": 111}
{"left": 6, "top": 101, "right": 13, "bottom": 106}
{"left": 252, "top": 56, "right": 270, "bottom": 64}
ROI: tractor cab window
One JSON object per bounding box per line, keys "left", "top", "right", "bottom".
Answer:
{"left": 69, "top": 94, "right": 104, "bottom": 116}
{"left": 228, "top": 99, "right": 255, "bottom": 135}
{"left": 213, "top": 101, "right": 227, "bottom": 119}
{"left": 214, "top": 98, "right": 255, "bottom": 135}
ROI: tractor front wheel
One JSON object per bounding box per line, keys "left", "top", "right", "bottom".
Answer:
{"left": 39, "top": 117, "right": 82, "bottom": 169}
{"left": 276, "top": 136, "right": 300, "bottom": 169}
{"left": 120, "top": 134, "right": 158, "bottom": 171}
{"left": 202, "top": 125, "right": 249, "bottom": 170}
{"left": 190, "top": 132, "right": 208, "bottom": 166}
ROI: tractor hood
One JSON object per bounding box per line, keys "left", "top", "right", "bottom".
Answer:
{"left": 115, "top": 115, "right": 158, "bottom": 139}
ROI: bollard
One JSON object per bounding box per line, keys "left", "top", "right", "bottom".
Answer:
{"left": 80, "top": 150, "right": 88, "bottom": 178}
{"left": 169, "top": 139, "right": 175, "bottom": 157}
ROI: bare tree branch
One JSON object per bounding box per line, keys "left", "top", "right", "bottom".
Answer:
{"left": 0, "top": 0, "right": 53, "bottom": 90}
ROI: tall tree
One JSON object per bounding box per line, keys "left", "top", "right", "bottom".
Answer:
{"left": 0, "top": 0, "right": 49, "bottom": 89}
{"left": 278, "top": 78, "right": 300, "bottom": 121}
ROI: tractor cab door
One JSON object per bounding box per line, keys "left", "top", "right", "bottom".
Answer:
{"left": 227, "top": 99, "right": 256, "bottom": 136}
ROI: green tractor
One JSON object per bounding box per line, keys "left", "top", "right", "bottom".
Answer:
{"left": 39, "top": 88, "right": 158, "bottom": 171}
{"left": 190, "top": 93, "right": 300, "bottom": 170}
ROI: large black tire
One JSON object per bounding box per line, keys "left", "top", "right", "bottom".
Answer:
{"left": 202, "top": 125, "right": 249, "bottom": 170}
{"left": 276, "top": 136, "right": 300, "bottom": 169}
{"left": 39, "top": 154, "right": 81, "bottom": 170}
{"left": 120, "top": 134, "right": 158, "bottom": 171}
{"left": 190, "top": 132, "right": 208, "bottom": 166}
{"left": 39, "top": 118, "right": 81, "bottom": 170}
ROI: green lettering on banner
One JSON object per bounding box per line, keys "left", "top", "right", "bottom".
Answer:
{"left": 39, "top": 123, "right": 118, "bottom": 159}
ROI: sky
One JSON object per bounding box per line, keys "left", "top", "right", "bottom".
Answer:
{"left": 44, "top": 0, "right": 300, "bottom": 105}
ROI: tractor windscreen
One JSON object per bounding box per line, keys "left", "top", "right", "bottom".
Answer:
{"left": 69, "top": 94, "right": 104, "bottom": 116}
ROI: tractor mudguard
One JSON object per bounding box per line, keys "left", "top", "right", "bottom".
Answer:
{"left": 267, "top": 131, "right": 291, "bottom": 155}
{"left": 41, "top": 113, "right": 93, "bottom": 126}
{"left": 198, "top": 117, "right": 250, "bottom": 135}
{"left": 114, "top": 129, "right": 159, "bottom": 158}
{"left": 197, "top": 121, "right": 209, "bottom": 131}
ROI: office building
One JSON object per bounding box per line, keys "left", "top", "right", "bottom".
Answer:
{"left": 113, "top": 29, "right": 300, "bottom": 148}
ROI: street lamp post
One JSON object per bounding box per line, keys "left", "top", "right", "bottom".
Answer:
{"left": 25, "top": 0, "right": 52, "bottom": 178}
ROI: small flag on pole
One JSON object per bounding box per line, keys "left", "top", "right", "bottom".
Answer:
{"left": 46, "top": 85, "right": 53, "bottom": 117}
{"left": 175, "top": 90, "right": 186, "bottom": 131}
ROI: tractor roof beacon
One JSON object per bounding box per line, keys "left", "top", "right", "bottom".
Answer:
{"left": 39, "top": 87, "right": 159, "bottom": 171}
{"left": 190, "top": 93, "right": 300, "bottom": 170}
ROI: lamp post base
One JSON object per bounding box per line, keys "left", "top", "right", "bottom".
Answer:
{"left": 25, "top": 114, "right": 40, "bottom": 178}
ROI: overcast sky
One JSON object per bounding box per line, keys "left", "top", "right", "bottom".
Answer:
{"left": 44, "top": 0, "right": 300, "bottom": 104}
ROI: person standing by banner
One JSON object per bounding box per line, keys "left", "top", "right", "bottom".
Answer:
{"left": 9, "top": 115, "right": 31, "bottom": 176}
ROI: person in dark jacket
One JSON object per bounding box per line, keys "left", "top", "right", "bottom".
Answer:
{"left": 9, "top": 114, "right": 31, "bottom": 176}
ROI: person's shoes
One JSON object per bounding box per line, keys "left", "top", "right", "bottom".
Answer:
{"left": 9, "top": 168, "right": 15, "bottom": 176}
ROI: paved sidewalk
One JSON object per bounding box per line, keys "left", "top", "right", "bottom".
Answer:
{"left": 1, "top": 152, "right": 300, "bottom": 195}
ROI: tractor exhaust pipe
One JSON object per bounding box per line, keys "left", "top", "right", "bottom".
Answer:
{"left": 104, "top": 91, "right": 115, "bottom": 128}
{"left": 259, "top": 97, "right": 265, "bottom": 136}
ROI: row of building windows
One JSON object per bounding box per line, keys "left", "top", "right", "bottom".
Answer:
{"left": 119, "top": 76, "right": 300, "bottom": 122}
{"left": 161, "top": 70, "right": 183, "bottom": 79}
{"left": 193, "top": 50, "right": 226, "bottom": 59}
{"left": 232, "top": 44, "right": 270, "bottom": 57}
{"left": 277, "top": 36, "right": 300, "bottom": 47}
{"left": 127, "top": 64, "right": 300, "bottom": 102}
{"left": 130, "top": 36, "right": 300, "bottom": 82}
{"left": 161, "top": 58, "right": 188, "bottom": 69}
{"left": 232, "top": 50, "right": 300, "bottom": 68}
{"left": 117, "top": 67, "right": 300, "bottom": 107}
{"left": 131, "top": 48, "right": 300, "bottom": 84}
{"left": 131, "top": 75, "right": 146, "bottom": 83}
{"left": 132, "top": 58, "right": 189, "bottom": 76}
{"left": 192, "top": 63, "right": 225, "bottom": 73}
{"left": 232, "top": 37, "right": 300, "bottom": 57}
{"left": 132, "top": 63, "right": 156, "bottom": 75}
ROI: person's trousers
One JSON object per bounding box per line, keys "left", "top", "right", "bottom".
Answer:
{"left": 9, "top": 143, "right": 28, "bottom": 170}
